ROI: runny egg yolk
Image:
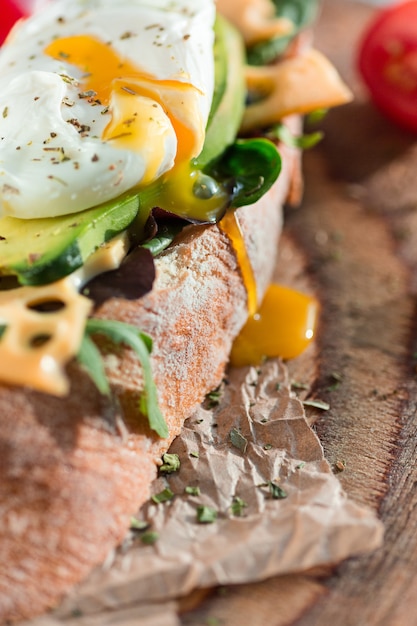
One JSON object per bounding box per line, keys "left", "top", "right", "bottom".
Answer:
{"left": 219, "top": 210, "right": 258, "bottom": 316}
{"left": 44, "top": 35, "right": 204, "bottom": 182}
{"left": 230, "top": 283, "right": 318, "bottom": 367}
{"left": 219, "top": 211, "right": 318, "bottom": 367}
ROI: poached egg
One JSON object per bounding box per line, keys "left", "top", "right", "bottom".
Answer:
{"left": 0, "top": 0, "right": 215, "bottom": 218}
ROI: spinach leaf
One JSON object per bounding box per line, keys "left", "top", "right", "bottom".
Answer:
{"left": 247, "top": 0, "right": 320, "bottom": 66}
{"left": 204, "top": 138, "right": 282, "bottom": 208}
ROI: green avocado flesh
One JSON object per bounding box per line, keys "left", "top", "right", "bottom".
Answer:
{"left": 196, "top": 16, "right": 245, "bottom": 167}
{"left": 0, "top": 16, "right": 245, "bottom": 288}
{"left": 0, "top": 192, "right": 140, "bottom": 285}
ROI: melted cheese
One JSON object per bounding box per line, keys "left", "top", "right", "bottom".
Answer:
{"left": 70, "top": 232, "right": 130, "bottom": 290}
{"left": 216, "top": 0, "right": 294, "bottom": 46}
{"left": 0, "top": 278, "right": 92, "bottom": 395}
{"left": 0, "top": 235, "right": 132, "bottom": 395}
{"left": 242, "top": 49, "right": 353, "bottom": 132}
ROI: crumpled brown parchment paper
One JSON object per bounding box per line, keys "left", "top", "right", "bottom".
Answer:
{"left": 27, "top": 361, "right": 383, "bottom": 625}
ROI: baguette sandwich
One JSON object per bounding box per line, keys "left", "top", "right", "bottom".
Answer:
{"left": 0, "top": 0, "right": 351, "bottom": 622}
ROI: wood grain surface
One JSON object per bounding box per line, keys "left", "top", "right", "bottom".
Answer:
{"left": 181, "top": 1, "right": 417, "bottom": 624}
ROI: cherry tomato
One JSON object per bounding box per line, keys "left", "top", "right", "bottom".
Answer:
{"left": 358, "top": 1, "right": 417, "bottom": 133}
{"left": 0, "top": 0, "right": 26, "bottom": 45}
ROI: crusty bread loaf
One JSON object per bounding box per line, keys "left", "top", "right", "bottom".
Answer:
{"left": 0, "top": 135, "right": 300, "bottom": 623}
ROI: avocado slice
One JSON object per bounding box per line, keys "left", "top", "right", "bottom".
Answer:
{"left": 0, "top": 192, "right": 140, "bottom": 286}
{"left": 196, "top": 16, "right": 246, "bottom": 167}
{"left": 206, "top": 16, "right": 229, "bottom": 131}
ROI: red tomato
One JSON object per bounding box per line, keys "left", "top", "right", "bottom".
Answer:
{"left": 358, "top": 0, "right": 417, "bottom": 133}
{"left": 0, "top": 0, "right": 26, "bottom": 45}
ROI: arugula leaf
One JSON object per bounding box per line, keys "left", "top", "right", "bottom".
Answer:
{"left": 152, "top": 488, "right": 175, "bottom": 504}
{"left": 83, "top": 318, "right": 168, "bottom": 438}
{"left": 197, "top": 505, "right": 218, "bottom": 524}
{"left": 230, "top": 428, "right": 249, "bottom": 454}
{"left": 159, "top": 453, "right": 181, "bottom": 474}
{"left": 130, "top": 517, "right": 149, "bottom": 531}
{"left": 142, "top": 221, "right": 184, "bottom": 256}
{"left": 77, "top": 333, "right": 110, "bottom": 396}
{"left": 141, "top": 531, "right": 159, "bottom": 545}
{"left": 302, "top": 399, "right": 330, "bottom": 411}
{"left": 230, "top": 496, "right": 248, "bottom": 517}
{"left": 269, "top": 481, "right": 288, "bottom": 500}
{"left": 247, "top": 0, "right": 320, "bottom": 66}
{"left": 185, "top": 486, "right": 201, "bottom": 497}
{"left": 306, "top": 108, "right": 329, "bottom": 125}
{"left": 270, "top": 122, "right": 323, "bottom": 150}
{"left": 205, "top": 138, "right": 282, "bottom": 209}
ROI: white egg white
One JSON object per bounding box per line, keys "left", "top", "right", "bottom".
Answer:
{"left": 0, "top": 0, "right": 215, "bottom": 218}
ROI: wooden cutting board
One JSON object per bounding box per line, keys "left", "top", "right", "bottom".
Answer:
{"left": 181, "top": 1, "right": 417, "bottom": 624}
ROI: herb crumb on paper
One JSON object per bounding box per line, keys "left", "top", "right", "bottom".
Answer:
{"left": 57, "top": 361, "right": 384, "bottom": 621}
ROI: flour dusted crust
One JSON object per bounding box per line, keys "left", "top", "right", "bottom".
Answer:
{"left": 0, "top": 136, "right": 300, "bottom": 623}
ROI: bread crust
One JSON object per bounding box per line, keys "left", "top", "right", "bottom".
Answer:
{"left": 0, "top": 137, "right": 300, "bottom": 623}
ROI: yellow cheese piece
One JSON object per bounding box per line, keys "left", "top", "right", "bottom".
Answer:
{"left": 217, "top": 0, "right": 294, "bottom": 46}
{"left": 0, "top": 279, "right": 92, "bottom": 396}
{"left": 242, "top": 48, "right": 353, "bottom": 132}
{"left": 70, "top": 232, "right": 130, "bottom": 290}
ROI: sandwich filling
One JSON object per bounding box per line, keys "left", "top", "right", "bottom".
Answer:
{"left": 0, "top": 0, "right": 351, "bottom": 431}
